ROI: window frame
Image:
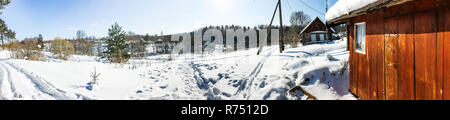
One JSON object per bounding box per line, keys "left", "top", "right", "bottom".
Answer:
{"left": 319, "top": 34, "right": 325, "bottom": 41}
{"left": 354, "top": 22, "right": 366, "bottom": 54}
{"left": 311, "top": 33, "right": 317, "bottom": 42}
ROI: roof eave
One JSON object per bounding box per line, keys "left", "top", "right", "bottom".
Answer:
{"left": 326, "top": 0, "right": 413, "bottom": 25}
{"left": 300, "top": 17, "right": 324, "bottom": 34}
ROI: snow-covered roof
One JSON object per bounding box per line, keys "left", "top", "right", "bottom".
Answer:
{"left": 326, "top": 0, "right": 380, "bottom": 21}
{"left": 326, "top": 0, "right": 412, "bottom": 23}
{"left": 330, "top": 27, "right": 336, "bottom": 33}
{"left": 300, "top": 17, "right": 325, "bottom": 34}
{"left": 311, "top": 31, "right": 326, "bottom": 34}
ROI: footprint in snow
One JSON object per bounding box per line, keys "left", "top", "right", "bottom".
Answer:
{"left": 136, "top": 90, "right": 143, "bottom": 94}
{"left": 160, "top": 85, "right": 168, "bottom": 89}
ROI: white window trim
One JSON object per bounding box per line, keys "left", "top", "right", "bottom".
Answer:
{"left": 354, "top": 22, "right": 366, "bottom": 54}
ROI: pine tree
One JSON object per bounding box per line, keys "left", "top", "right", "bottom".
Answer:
{"left": 0, "top": 19, "right": 7, "bottom": 45}
{"left": 0, "top": 0, "right": 11, "bottom": 15}
{"left": 37, "top": 34, "right": 44, "bottom": 51}
{"left": 104, "top": 23, "right": 130, "bottom": 63}
{"left": 90, "top": 66, "right": 101, "bottom": 85}
{"left": 0, "top": 0, "right": 11, "bottom": 46}
{"left": 4, "top": 28, "right": 14, "bottom": 42}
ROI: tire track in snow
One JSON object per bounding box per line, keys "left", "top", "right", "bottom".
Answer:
{"left": 0, "top": 61, "right": 76, "bottom": 100}
{"left": 0, "top": 62, "right": 14, "bottom": 100}
{"left": 0, "top": 62, "right": 54, "bottom": 99}
{"left": 0, "top": 62, "right": 30, "bottom": 99}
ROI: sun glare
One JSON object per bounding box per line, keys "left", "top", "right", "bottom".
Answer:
{"left": 214, "top": 0, "right": 232, "bottom": 10}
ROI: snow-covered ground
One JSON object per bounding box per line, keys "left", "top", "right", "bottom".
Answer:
{"left": 0, "top": 38, "right": 356, "bottom": 100}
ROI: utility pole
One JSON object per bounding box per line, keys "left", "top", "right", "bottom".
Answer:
{"left": 278, "top": 0, "right": 284, "bottom": 53}
{"left": 325, "top": 0, "right": 329, "bottom": 44}
{"left": 257, "top": 0, "right": 281, "bottom": 55}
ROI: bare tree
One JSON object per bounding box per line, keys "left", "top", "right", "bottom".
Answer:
{"left": 286, "top": 11, "right": 311, "bottom": 47}
{"left": 289, "top": 11, "right": 311, "bottom": 28}
{"left": 74, "top": 30, "right": 93, "bottom": 55}
{"left": 50, "top": 38, "right": 75, "bottom": 60}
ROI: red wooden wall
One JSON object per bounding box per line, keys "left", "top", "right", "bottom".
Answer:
{"left": 349, "top": 0, "right": 449, "bottom": 100}
{"left": 444, "top": 0, "right": 450, "bottom": 99}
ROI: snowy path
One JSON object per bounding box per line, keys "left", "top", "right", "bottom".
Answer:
{"left": 0, "top": 60, "right": 79, "bottom": 100}
{"left": 236, "top": 47, "right": 275, "bottom": 99}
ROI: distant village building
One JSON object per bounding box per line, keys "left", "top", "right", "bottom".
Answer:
{"left": 327, "top": 0, "right": 449, "bottom": 100}
{"left": 299, "top": 17, "right": 330, "bottom": 45}
{"left": 153, "top": 37, "right": 178, "bottom": 54}
{"left": 154, "top": 38, "right": 165, "bottom": 54}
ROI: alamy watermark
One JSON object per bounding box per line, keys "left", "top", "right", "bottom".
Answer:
{"left": 170, "top": 28, "right": 280, "bottom": 62}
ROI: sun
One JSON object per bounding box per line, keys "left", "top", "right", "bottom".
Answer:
{"left": 216, "top": 0, "right": 231, "bottom": 5}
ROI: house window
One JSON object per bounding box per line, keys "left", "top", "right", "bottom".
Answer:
{"left": 319, "top": 34, "right": 325, "bottom": 41}
{"left": 311, "top": 34, "right": 317, "bottom": 42}
{"left": 355, "top": 22, "right": 366, "bottom": 54}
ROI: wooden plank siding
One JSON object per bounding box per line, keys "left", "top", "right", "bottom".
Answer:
{"left": 413, "top": 0, "right": 437, "bottom": 100}
{"left": 348, "top": 0, "right": 449, "bottom": 100}
{"left": 375, "top": 12, "right": 385, "bottom": 100}
{"left": 436, "top": 0, "right": 447, "bottom": 100}
{"left": 440, "top": 0, "right": 450, "bottom": 99}
{"left": 353, "top": 14, "right": 371, "bottom": 100}
{"left": 367, "top": 13, "right": 378, "bottom": 100}
{"left": 397, "top": 2, "right": 415, "bottom": 100}
{"left": 384, "top": 6, "right": 399, "bottom": 100}
{"left": 354, "top": 14, "right": 364, "bottom": 99}
{"left": 349, "top": 21, "right": 357, "bottom": 95}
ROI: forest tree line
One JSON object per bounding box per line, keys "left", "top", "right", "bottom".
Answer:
{"left": 1, "top": 9, "right": 346, "bottom": 63}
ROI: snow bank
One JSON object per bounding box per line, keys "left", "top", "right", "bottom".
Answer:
{"left": 0, "top": 50, "right": 12, "bottom": 59}
{"left": 326, "top": 0, "right": 379, "bottom": 21}
{"left": 294, "top": 63, "right": 355, "bottom": 100}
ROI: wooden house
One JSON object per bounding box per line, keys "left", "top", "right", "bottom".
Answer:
{"left": 327, "top": 0, "right": 449, "bottom": 100}
{"left": 154, "top": 39, "right": 166, "bottom": 54}
{"left": 153, "top": 37, "right": 178, "bottom": 54}
{"left": 300, "top": 17, "right": 328, "bottom": 45}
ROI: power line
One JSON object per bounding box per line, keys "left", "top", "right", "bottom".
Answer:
{"left": 286, "top": 0, "right": 294, "bottom": 13}
{"left": 297, "top": 0, "right": 325, "bottom": 15}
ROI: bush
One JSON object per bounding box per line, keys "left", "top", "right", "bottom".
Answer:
{"left": 4, "top": 41, "right": 26, "bottom": 59}
{"left": 50, "top": 38, "right": 75, "bottom": 60}
{"left": 23, "top": 38, "right": 44, "bottom": 61}
{"left": 5, "top": 38, "right": 44, "bottom": 61}
{"left": 284, "top": 27, "right": 301, "bottom": 47}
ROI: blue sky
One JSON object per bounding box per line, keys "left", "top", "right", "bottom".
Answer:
{"left": 0, "top": 0, "right": 337, "bottom": 40}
